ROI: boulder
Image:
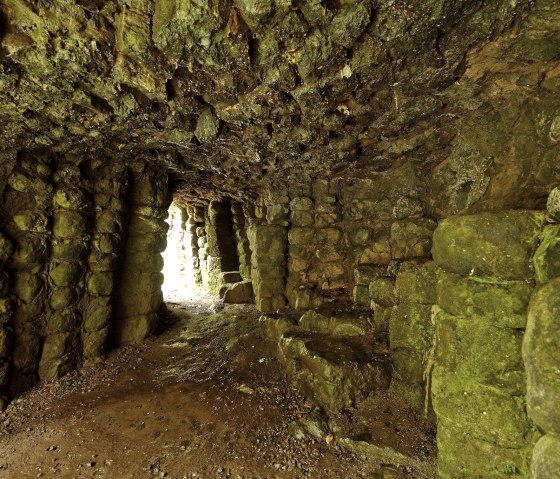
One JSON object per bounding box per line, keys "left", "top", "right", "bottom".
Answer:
{"left": 223, "top": 281, "right": 254, "bottom": 304}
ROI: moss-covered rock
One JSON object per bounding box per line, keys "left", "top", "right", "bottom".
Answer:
{"left": 531, "top": 434, "right": 560, "bottom": 479}
{"left": 523, "top": 278, "right": 560, "bottom": 434}
{"left": 87, "top": 272, "right": 114, "bottom": 296}
{"left": 114, "top": 313, "right": 158, "bottom": 344}
{"left": 432, "top": 211, "right": 547, "bottom": 279}
{"left": 368, "top": 277, "right": 395, "bottom": 307}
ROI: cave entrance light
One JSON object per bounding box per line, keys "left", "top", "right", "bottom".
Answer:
{"left": 162, "top": 202, "right": 199, "bottom": 302}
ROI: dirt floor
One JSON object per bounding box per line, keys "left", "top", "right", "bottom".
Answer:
{"left": 0, "top": 291, "right": 436, "bottom": 479}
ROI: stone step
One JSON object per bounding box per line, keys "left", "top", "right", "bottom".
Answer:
{"left": 278, "top": 331, "right": 391, "bottom": 413}
{"left": 220, "top": 271, "right": 243, "bottom": 285}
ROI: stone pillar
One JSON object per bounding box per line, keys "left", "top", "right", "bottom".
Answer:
{"left": 232, "top": 201, "right": 252, "bottom": 281}
{"left": 6, "top": 157, "right": 52, "bottom": 395}
{"left": 112, "top": 166, "right": 168, "bottom": 344}
{"left": 205, "top": 200, "right": 239, "bottom": 294}
{"left": 390, "top": 261, "right": 436, "bottom": 417}
{"left": 187, "top": 205, "right": 205, "bottom": 286}
{"left": 431, "top": 211, "right": 546, "bottom": 479}
{"left": 248, "top": 185, "right": 289, "bottom": 312}
{"left": 83, "top": 164, "right": 130, "bottom": 358}
{"left": 40, "top": 164, "right": 90, "bottom": 381}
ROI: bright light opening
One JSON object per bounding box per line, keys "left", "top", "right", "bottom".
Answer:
{"left": 162, "top": 202, "right": 198, "bottom": 302}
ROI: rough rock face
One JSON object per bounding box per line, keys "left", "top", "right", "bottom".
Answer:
{"left": 1, "top": 0, "right": 560, "bottom": 478}
{"left": 1, "top": 0, "right": 559, "bottom": 205}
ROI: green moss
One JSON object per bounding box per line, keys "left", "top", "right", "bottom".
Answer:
{"left": 532, "top": 434, "right": 560, "bottom": 479}
{"left": 395, "top": 262, "right": 438, "bottom": 305}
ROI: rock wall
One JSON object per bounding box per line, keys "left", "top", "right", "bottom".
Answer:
{"left": 0, "top": 157, "right": 170, "bottom": 403}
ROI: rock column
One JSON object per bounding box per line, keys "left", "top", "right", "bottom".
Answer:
{"left": 84, "top": 164, "right": 130, "bottom": 358}
{"left": 40, "top": 164, "right": 91, "bottom": 380}
{"left": 112, "top": 166, "right": 168, "bottom": 344}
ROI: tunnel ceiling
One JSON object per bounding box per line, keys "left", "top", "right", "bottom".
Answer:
{"left": 1, "top": 0, "right": 559, "bottom": 203}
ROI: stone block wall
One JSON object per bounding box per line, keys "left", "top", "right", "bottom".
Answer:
{"left": 0, "top": 156, "right": 170, "bottom": 404}
{"left": 431, "top": 211, "right": 550, "bottom": 479}
{"left": 247, "top": 184, "right": 289, "bottom": 313}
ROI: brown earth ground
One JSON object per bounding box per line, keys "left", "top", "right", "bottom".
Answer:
{"left": 0, "top": 292, "right": 436, "bottom": 479}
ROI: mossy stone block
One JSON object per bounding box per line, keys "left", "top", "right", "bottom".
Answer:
{"left": 52, "top": 240, "right": 88, "bottom": 261}
{"left": 432, "top": 373, "right": 533, "bottom": 448}
{"left": 83, "top": 327, "right": 109, "bottom": 358}
{"left": 390, "top": 218, "right": 436, "bottom": 260}
{"left": 288, "top": 227, "right": 315, "bottom": 245}
{"left": 432, "top": 211, "right": 547, "bottom": 280}
{"left": 114, "top": 313, "right": 158, "bottom": 344}
{"left": 0, "top": 232, "right": 14, "bottom": 262}
{"left": 95, "top": 211, "right": 122, "bottom": 234}
{"left": 45, "top": 311, "right": 81, "bottom": 334}
{"left": 14, "top": 273, "right": 44, "bottom": 303}
{"left": 113, "top": 292, "right": 163, "bottom": 318}
{"left": 390, "top": 303, "right": 433, "bottom": 350}
{"left": 435, "top": 312, "right": 525, "bottom": 391}
{"left": 50, "top": 287, "right": 79, "bottom": 310}
{"left": 396, "top": 262, "right": 437, "bottom": 305}
{"left": 437, "top": 272, "right": 532, "bottom": 328}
